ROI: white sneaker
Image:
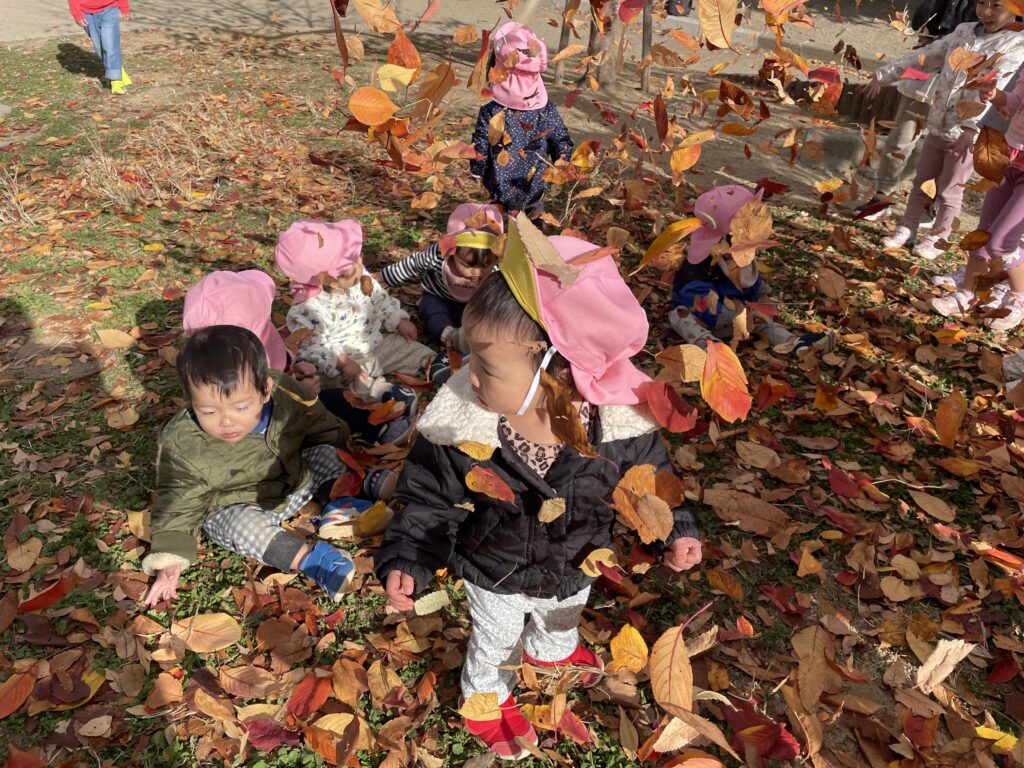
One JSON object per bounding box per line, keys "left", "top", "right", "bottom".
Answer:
{"left": 979, "top": 283, "right": 1011, "bottom": 311}
{"left": 912, "top": 237, "right": 942, "bottom": 260}
{"left": 930, "top": 290, "right": 973, "bottom": 317}
{"left": 986, "top": 297, "right": 1024, "bottom": 331}
{"left": 931, "top": 265, "right": 966, "bottom": 289}
{"left": 882, "top": 226, "right": 914, "bottom": 250}
{"left": 669, "top": 308, "right": 716, "bottom": 347}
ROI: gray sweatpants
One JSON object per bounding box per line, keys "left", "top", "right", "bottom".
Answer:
{"left": 461, "top": 581, "right": 590, "bottom": 700}
{"left": 202, "top": 444, "right": 343, "bottom": 570}
{"left": 861, "top": 93, "right": 928, "bottom": 196}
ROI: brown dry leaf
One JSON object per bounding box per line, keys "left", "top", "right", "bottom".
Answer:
{"left": 657, "top": 344, "right": 707, "bottom": 383}
{"left": 947, "top": 47, "right": 985, "bottom": 72}
{"left": 452, "top": 25, "right": 478, "bottom": 45}
{"left": 935, "top": 391, "right": 967, "bottom": 449}
{"left": 818, "top": 267, "right": 847, "bottom": 300}
{"left": 350, "top": 0, "right": 401, "bottom": 33}
{"left": 881, "top": 575, "right": 913, "bottom": 602}
{"left": 698, "top": 0, "right": 739, "bottom": 48}
{"left": 908, "top": 490, "right": 956, "bottom": 522}
{"left": 510, "top": 212, "right": 580, "bottom": 288}
{"left": 538, "top": 498, "right": 567, "bottom": 524}
{"left": 540, "top": 370, "right": 596, "bottom": 458}
{"left": 792, "top": 625, "right": 830, "bottom": 711}
{"left": 170, "top": 613, "right": 242, "bottom": 653}
{"left": 728, "top": 200, "right": 773, "bottom": 268}
{"left": 706, "top": 568, "right": 745, "bottom": 600}
{"left": 650, "top": 625, "right": 694, "bottom": 716}
{"left": 702, "top": 488, "right": 789, "bottom": 536}
{"left": 612, "top": 465, "right": 675, "bottom": 544}
{"left": 975, "top": 126, "right": 1011, "bottom": 182}
{"left": 96, "top": 328, "right": 136, "bottom": 348}
{"left": 487, "top": 110, "right": 506, "bottom": 147}
{"left": 144, "top": 672, "right": 184, "bottom": 711}
{"left": 916, "top": 639, "right": 976, "bottom": 694}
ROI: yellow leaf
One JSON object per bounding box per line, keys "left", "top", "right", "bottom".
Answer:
{"left": 458, "top": 692, "right": 502, "bottom": 721}
{"left": 880, "top": 575, "right": 912, "bottom": 602}
{"left": 610, "top": 624, "right": 648, "bottom": 673}
{"left": 171, "top": 613, "right": 242, "bottom": 653}
{"left": 538, "top": 498, "right": 567, "bottom": 524}
{"left": 354, "top": 500, "right": 392, "bottom": 536}
{"left": 414, "top": 590, "right": 451, "bottom": 616}
{"left": 796, "top": 548, "right": 823, "bottom": 578}
{"left": 350, "top": 0, "right": 401, "bottom": 33}
{"left": 377, "top": 64, "right": 417, "bottom": 92}
{"left": 698, "top": 0, "right": 739, "bottom": 48}
{"left": 96, "top": 328, "right": 136, "bottom": 348}
{"left": 142, "top": 242, "right": 165, "bottom": 252}
{"left": 106, "top": 405, "right": 139, "bottom": 430}
{"left": 977, "top": 726, "right": 1018, "bottom": 754}
{"left": 457, "top": 442, "right": 495, "bottom": 461}
{"left": 633, "top": 217, "right": 703, "bottom": 274}
{"left": 579, "top": 547, "right": 618, "bottom": 577}
{"left": 814, "top": 177, "right": 844, "bottom": 194}
{"left": 680, "top": 129, "right": 717, "bottom": 147}
{"left": 650, "top": 625, "right": 693, "bottom": 715}
{"left": 671, "top": 145, "right": 702, "bottom": 172}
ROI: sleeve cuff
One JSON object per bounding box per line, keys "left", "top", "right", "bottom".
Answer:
{"left": 148, "top": 530, "right": 198, "bottom": 564}
{"left": 141, "top": 552, "right": 192, "bottom": 576}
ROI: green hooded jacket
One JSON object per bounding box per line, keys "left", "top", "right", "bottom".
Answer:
{"left": 146, "top": 373, "right": 349, "bottom": 567}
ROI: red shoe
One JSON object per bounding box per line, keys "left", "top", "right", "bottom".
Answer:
{"left": 464, "top": 695, "right": 538, "bottom": 761}
{"left": 522, "top": 644, "right": 604, "bottom": 687}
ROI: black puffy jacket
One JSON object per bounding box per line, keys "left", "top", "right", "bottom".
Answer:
{"left": 374, "top": 369, "right": 700, "bottom": 600}
{"left": 912, "top": 0, "right": 977, "bottom": 37}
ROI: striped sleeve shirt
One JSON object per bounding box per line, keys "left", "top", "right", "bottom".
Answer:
{"left": 379, "top": 244, "right": 456, "bottom": 301}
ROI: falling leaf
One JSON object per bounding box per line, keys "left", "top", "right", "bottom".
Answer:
{"left": 613, "top": 465, "right": 675, "bottom": 543}
{"left": 634, "top": 218, "right": 703, "bottom": 273}
{"left": 580, "top": 548, "right": 618, "bottom": 577}
{"left": 170, "top": 613, "right": 242, "bottom": 652}
{"left": 414, "top": 590, "right": 451, "bottom": 616}
{"left": 975, "top": 126, "right": 1011, "bottom": 182}
{"left": 377, "top": 64, "right": 417, "bottom": 92}
{"left": 916, "top": 639, "right": 976, "bottom": 694}
{"left": 348, "top": 87, "right": 398, "bottom": 127}
{"left": 540, "top": 370, "right": 597, "bottom": 458}
{"left": 465, "top": 466, "right": 516, "bottom": 503}
{"left": 510, "top": 212, "right": 580, "bottom": 288}
{"left": 700, "top": 341, "right": 752, "bottom": 423}
{"left": 452, "top": 25, "right": 478, "bottom": 45}
{"left": 698, "top": 0, "right": 739, "bottom": 48}
{"left": 350, "top": 0, "right": 401, "bottom": 33}
{"left": 610, "top": 625, "right": 648, "bottom": 673}
{"left": 551, "top": 43, "right": 587, "bottom": 64}
{"left": 641, "top": 381, "right": 699, "bottom": 433}
{"left": 728, "top": 200, "right": 773, "bottom": 267}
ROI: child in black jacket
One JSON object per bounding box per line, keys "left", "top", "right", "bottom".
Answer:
{"left": 374, "top": 216, "right": 701, "bottom": 761}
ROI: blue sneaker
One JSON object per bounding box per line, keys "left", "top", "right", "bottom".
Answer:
{"left": 382, "top": 384, "right": 418, "bottom": 415}
{"left": 428, "top": 350, "right": 453, "bottom": 387}
{"left": 299, "top": 542, "right": 355, "bottom": 600}
{"left": 315, "top": 497, "right": 373, "bottom": 529}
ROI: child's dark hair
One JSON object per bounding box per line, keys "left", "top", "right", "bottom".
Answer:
{"left": 463, "top": 272, "right": 573, "bottom": 387}
{"left": 177, "top": 325, "right": 271, "bottom": 400}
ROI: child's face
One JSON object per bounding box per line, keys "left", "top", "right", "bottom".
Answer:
{"left": 189, "top": 376, "right": 273, "bottom": 442}
{"left": 976, "top": 0, "right": 1015, "bottom": 32}
{"left": 320, "top": 259, "right": 364, "bottom": 292}
{"left": 464, "top": 323, "right": 541, "bottom": 415}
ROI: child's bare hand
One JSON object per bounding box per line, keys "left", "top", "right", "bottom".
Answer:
{"left": 336, "top": 354, "right": 363, "bottom": 384}
{"left": 369, "top": 271, "right": 383, "bottom": 283}
{"left": 663, "top": 537, "right": 702, "bottom": 572}
{"left": 861, "top": 76, "right": 883, "bottom": 100}
{"left": 122, "top": 11, "right": 130, "bottom": 20}
{"left": 144, "top": 565, "right": 183, "bottom": 608}
{"left": 385, "top": 570, "right": 416, "bottom": 611}
{"left": 293, "top": 362, "right": 322, "bottom": 396}
{"left": 397, "top": 319, "right": 418, "bottom": 341}
{"left": 76, "top": 18, "right": 88, "bottom": 27}
{"left": 977, "top": 78, "right": 998, "bottom": 103}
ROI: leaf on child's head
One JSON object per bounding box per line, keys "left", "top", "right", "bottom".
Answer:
{"left": 316, "top": 232, "right": 325, "bottom": 249}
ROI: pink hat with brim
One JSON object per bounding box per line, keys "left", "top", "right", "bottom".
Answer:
{"left": 490, "top": 22, "right": 549, "bottom": 111}
{"left": 274, "top": 219, "right": 363, "bottom": 304}
{"left": 500, "top": 216, "right": 652, "bottom": 405}
{"left": 686, "top": 185, "right": 762, "bottom": 264}
{"left": 182, "top": 270, "right": 288, "bottom": 371}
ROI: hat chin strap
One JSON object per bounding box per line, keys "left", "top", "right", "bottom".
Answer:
{"left": 516, "top": 345, "right": 558, "bottom": 417}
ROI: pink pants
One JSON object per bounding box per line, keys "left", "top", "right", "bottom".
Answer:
{"left": 973, "top": 164, "right": 1024, "bottom": 270}
{"left": 900, "top": 134, "right": 975, "bottom": 241}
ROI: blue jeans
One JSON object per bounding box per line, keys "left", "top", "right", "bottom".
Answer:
{"left": 419, "top": 292, "right": 465, "bottom": 341}
{"left": 84, "top": 6, "right": 123, "bottom": 81}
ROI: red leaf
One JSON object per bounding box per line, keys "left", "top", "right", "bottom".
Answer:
{"left": 0, "top": 667, "right": 36, "bottom": 721}
{"left": 988, "top": 654, "right": 1019, "bottom": 684}
{"left": 722, "top": 697, "right": 800, "bottom": 761}
{"left": 618, "top": 0, "right": 645, "bottom": 22}
{"left": 640, "top": 381, "right": 699, "bottom": 433}
{"left": 902, "top": 711, "right": 938, "bottom": 749}
{"left": 287, "top": 672, "right": 332, "bottom": 721}
{"left": 244, "top": 719, "right": 302, "bottom": 752}
{"left": 558, "top": 708, "right": 591, "bottom": 744}
{"left": 4, "top": 746, "right": 46, "bottom": 768}
{"left": 754, "top": 177, "right": 790, "bottom": 198}
{"left": 18, "top": 573, "right": 78, "bottom": 613}
{"left": 827, "top": 466, "right": 861, "bottom": 498}
{"left": 465, "top": 466, "right": 516, "bottom": 503}
{"left": 412, "top": 0, "right": 441, "bottom": 29}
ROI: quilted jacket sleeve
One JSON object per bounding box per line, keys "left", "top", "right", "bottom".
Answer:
{"left": 623, "top": 430, "right": 701, "bottom": 547}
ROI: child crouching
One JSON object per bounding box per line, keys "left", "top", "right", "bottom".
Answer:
{"left": 142, "top": 325, "right": 360, "bottom": 607}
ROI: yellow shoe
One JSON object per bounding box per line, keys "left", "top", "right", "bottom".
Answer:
{"left": 121, "top": 67, "right": 132, "bottom": 86}
{"left": 111, "top": 80, "right": 126, "bottom": 95}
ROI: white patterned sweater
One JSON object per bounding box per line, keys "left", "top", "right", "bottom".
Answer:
{"left": 875, "top": 23, "right": 1024, "bottom": 141}
{"left": 285, "top": 277, "right": 409, "bottom": 376}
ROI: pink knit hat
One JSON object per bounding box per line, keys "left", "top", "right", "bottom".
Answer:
{"left": 687, "top": 185, "right": 764, "bottom": 264}
{"left": 274, "top": 219, "right": 363, "bottom": 304}
{"left": 500, "top": 217, "right": 652, "bottom": 405}
{"left": 490, "top": 22, "right": 549, "bottom": 111}
{"left": 446, "top": 203, "right": 504, "bottom": 236}
{"left": 182, "top": 270, "right": 288, "bottom": 371}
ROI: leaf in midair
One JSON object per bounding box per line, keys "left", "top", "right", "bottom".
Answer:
{"left": 698, "top": 0, "right": 739, "bottom": 48}
{"left": 465, "top": 465, "right": 516, "bottom": 503}
{"left": 700, "top": 341, "right": 752, "bottom": 423}
{"left": 657, "top": 344, "right": 707, "bottom": 383}
{"left": 610, "top": 624, "right": 648, "bottom": 673}
{"left": 650, "top": 625, "right": 694, "bottom": 716}
{"left": 640, "top": 381, "right": 699, "bottom": 433}
{"left": 612, "top": 465, "right": 675, "bottom": 543}
{"left": 728, "top": 199, "right": 773, "bottom": 267}
{"left": 413, "top": 61, "right": 458, "bottom": 120}
{"left": 386, "top": 27, "right": 420, "bottom": 75}
{"left": 348, "top": 86, "right": 398, "bottom": 126}
{"left": 350, "top": 0, "right": 401, "bottom": 33}
{"left": 633, "top": 217, "right": 703, "bottom": 274}
{"left": 511, "top": 212, "right": 580, "bottom": 288}
{"left": 974, "top": 126, "right": 1011, "bottom": 182}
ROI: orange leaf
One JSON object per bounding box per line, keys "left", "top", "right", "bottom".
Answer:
{"left": 288, "top": 672, "right": 333, "bottom": 721}
{"left": 612, "top": 465, "right": 675, "bottom": 544}
{"left": 466, "top": 466, "right": 516, "bottom": 503}
{"left": 452, "top": 25, "right": 478, "bottom": 45}
{"left": 935, "top": 391, "right": 967, "bottom": 449}
{"left": 387, "top": 28, "right": 421, "bottom": 74}
{"left": 721, "top": 122, "right": 757, "bottom": 136}
{"left": 5, "top": 746, "right": 46, "bottom": 768}
{"left": 18, "top": 573, "right": 78, "bottom": 613}
{"left": 700, "top": 341, "right": 752, "bottom": 423}
{"left": 641, "top": 381, "right": 698, "bottom": 433}
{"left": 670, "top": 144, "right": 702, "bottom": 172}
{"left": 348, "top": 87, "right": 398, "bottom": 127}
{"left": 650, "top": 625, "right": 694, "bottom": 716}
{"left": 0, "top": 666, "right": 36, "bottom": 721}
{"left": 558, "top": 708, "right": 591, "bottom": 744}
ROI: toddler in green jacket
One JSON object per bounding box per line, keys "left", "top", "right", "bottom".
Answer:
{"left": 142, "top": 324, "right": 364, "bottom": 607}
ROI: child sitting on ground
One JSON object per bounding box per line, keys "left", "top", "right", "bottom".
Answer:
{"left": 378, "top": 203, "right": 502, "bottom": 355}
{"left": 470, "top": 22, "right": 574, "bottom": 221}
{"left": 375, "top": 217, "right": 702, "bottom": 761}
{"left": 142, "top": 325, "right": 364, "bottom": 607}
{"left": 275, "top": 219, "right": 440, "bottom": 410}
{"left": 669, "top": 184, "right": 836, "bottom": 356}
{"left": 865, "top": 0, "right": 1024, "bottom": 260}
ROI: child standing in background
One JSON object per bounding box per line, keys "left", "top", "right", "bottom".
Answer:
{"left": 68, "top": 0, "right": 132, "bottom": 94}
{"left": 375, "top": 221, "right": 701, "bottom": 760}
{"left": 378, "top": 203, "right": 502, "bottom": 355}
{"left": 931, "top": 72, "right": 1024, "bottom": 330}
{"left": 275, "top": 219, "right": 435, "bottom": 412}
{"left": 864, "top": 0, "right": 1024, "bottom": 260}
{"left": 470, "top": 22, "right": 574, "bottom": 221}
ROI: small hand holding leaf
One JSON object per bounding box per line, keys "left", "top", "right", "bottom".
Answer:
{"left": 664, "top": 537, "right": 702, "bottom": 572}
{"left": 385, "top": 570, "right": 416, "bottom": 611}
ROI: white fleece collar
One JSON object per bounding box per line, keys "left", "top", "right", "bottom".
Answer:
{"left": 416, "top": 367, "right": 659, "bottom": 449}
